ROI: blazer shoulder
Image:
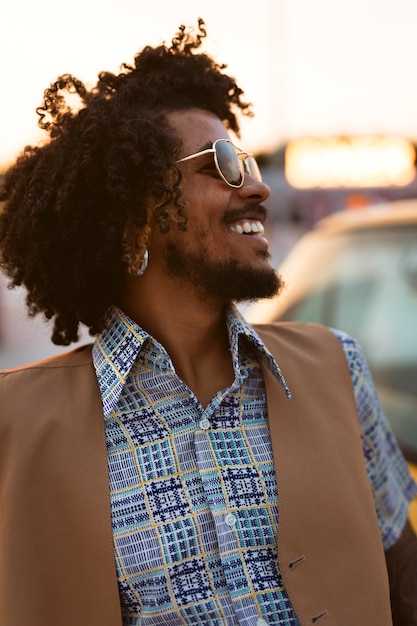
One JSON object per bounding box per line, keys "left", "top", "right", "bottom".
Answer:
{"left": 253, "top": 320, "right": 335, "bottom": 343}
{"left": 0, "top": 343, "right": 94, "bottom": 377}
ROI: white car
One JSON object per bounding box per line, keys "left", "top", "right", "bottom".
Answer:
{"left": 248, "top": 199, "right": 417, "bottom": 469}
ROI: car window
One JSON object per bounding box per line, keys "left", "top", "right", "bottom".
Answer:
{"left": 279, "top": 225, "right": 417, "bottom": 460}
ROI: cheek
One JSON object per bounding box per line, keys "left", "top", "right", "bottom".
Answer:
{"left": 180, "top": 202, "right": 231, "bottom": 240}
{"left": 181, "top": 176, "right": 232, "bottom": 211}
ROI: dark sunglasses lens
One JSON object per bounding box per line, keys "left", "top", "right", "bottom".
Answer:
{"left": 245, "top": 156, "right": 262, "bottom": 182}
{"left": 215, "top": 141, "right": 243, "bottom": 187}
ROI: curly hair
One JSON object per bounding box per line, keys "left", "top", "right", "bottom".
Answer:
{"left": 0, "top": 19, "right": 252, "bottom": 345}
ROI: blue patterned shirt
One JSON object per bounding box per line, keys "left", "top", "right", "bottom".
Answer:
{"left": 92, "top": 307, "right": 417, "bottom": 626}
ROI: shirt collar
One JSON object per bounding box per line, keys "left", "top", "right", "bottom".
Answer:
{"left": 93, "top": 305, "right": 291, "bottom": 417}
{"left": 92, "top": 307, "right": 148, "bottom": 417}
{"left": 227, "top": 306, "right": 291, "bottom": 399}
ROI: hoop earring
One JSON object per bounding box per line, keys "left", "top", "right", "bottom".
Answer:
{"left": 134, "top": 249, "right": 148, "bottom": 276}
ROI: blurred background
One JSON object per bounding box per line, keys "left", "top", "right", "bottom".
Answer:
{"left": 1, "top": 0, "right": 417, "bottom": 367}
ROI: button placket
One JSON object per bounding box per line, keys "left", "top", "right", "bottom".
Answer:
{"left": 199, "top": 417, "right": 210, "bottom": 430}
{"left": 224, "top": 512, "right": 237, "bottom": 528}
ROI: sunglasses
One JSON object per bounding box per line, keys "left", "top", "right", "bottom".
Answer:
{"left": 177, "top": 138, "right": 262, "bottom": 188}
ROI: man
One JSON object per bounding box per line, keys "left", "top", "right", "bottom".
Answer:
{"left": 0, "top": 20, "right": 416, "bottom": 626}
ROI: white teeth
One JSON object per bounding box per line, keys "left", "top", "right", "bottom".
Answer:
{"left": 229, "top": 220, "right": 265, "bottom": 236}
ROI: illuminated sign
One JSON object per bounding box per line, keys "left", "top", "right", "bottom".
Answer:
{"left": 285, "top": 136, "right": 416, "bottom": 188}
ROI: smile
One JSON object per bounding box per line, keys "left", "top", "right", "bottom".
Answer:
{"left": 228, "top": 220, "right": 265, "bottom": 236}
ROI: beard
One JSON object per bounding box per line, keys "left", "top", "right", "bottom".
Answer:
{"left": 165, "top": 237, "right": 283, "bottom": 304}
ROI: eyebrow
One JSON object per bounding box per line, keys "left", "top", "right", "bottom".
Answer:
{"left": 178, "top": 140, "right": 215, "bottom": 163}
{"left": 193, "top": 140, "right": 214, "bottom": 153}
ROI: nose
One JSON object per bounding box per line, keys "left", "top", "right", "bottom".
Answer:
{"left": 237, "top": 175, "right": 270, "bottom": 202}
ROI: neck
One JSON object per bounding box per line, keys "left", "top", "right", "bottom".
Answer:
{"left": 119, "top": 271, "right": 235, "bottom": 406}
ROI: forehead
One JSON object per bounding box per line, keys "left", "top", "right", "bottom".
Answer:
{"left": 166, "top": 108, "right": 231, "bottom": 155}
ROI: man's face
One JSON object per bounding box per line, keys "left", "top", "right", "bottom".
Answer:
{"left": 148, "top": 108, "right": 283, "bottom": 304}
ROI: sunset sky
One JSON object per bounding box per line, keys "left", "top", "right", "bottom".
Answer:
{"left": 1, "top": 0, "right": 417, "bottom": 168}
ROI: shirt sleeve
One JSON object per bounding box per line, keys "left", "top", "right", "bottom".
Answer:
{"left": 331, "top": 327, "right": 417, "bottom": 550}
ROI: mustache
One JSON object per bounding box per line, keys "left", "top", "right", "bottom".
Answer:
{"left": 223, "top": 204, "right": 268, "bottom": 224}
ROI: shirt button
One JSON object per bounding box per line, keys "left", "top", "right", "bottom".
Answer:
{"left": 199, "top": 418, "right": 210, "bottom": 430}
{"left": 225, "top": 513, "right": 237, "bottom": 527}
{"left": 256, "top": 619, "right": 268, "bottom": 626}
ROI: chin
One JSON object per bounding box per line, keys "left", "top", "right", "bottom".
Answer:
{"left": 209, "top": 266, "right": 283, "bottom": 303}
{"left": 166, "top": 240, "right": 283, "bottom": 301}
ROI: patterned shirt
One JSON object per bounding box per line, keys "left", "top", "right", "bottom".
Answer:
{"left": 92, "top": 307, "right": 417, "bottom": 626}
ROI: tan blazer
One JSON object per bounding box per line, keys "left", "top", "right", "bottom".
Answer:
{"left": 0, "top": 322, "right": 392, "bottom": 626}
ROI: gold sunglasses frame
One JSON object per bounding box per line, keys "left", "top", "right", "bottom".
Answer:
{"left": 177, "top": 138, "right": 261, "bottom": 188}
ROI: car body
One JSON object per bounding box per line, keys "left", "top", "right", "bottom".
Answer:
{"left": 247, "top": 199, "right": 417, "bottom": 530}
